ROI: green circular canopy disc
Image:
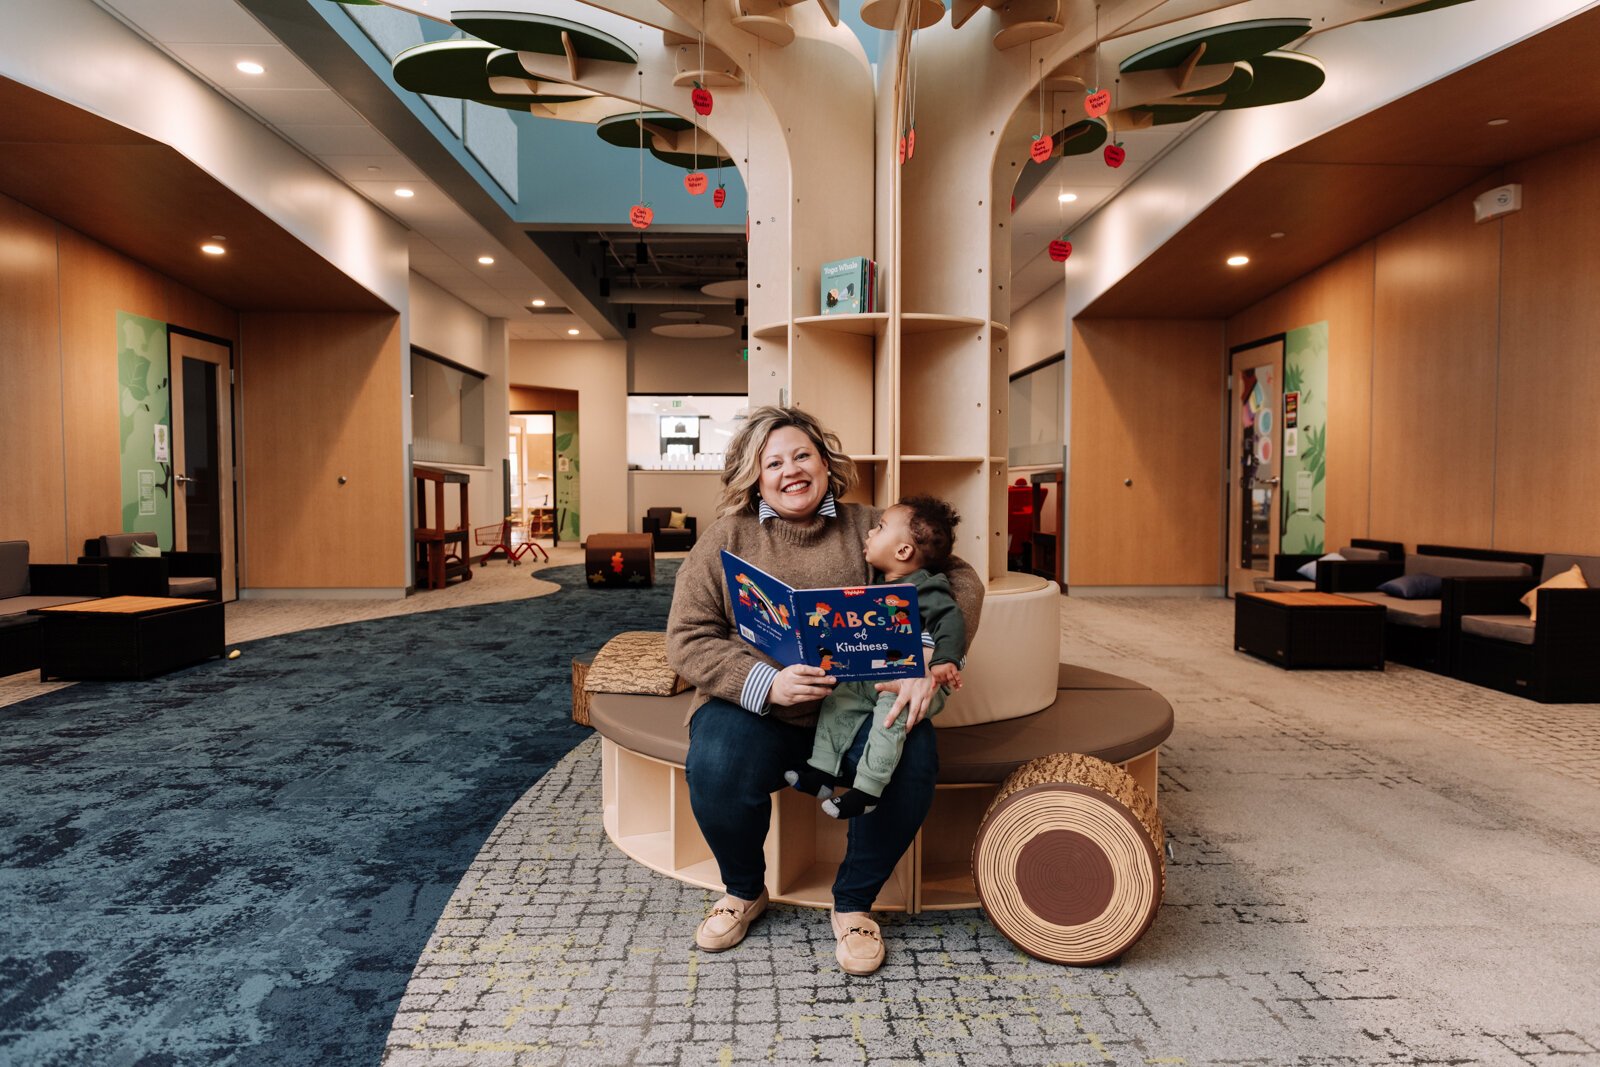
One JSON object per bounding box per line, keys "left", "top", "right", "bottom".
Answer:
{"left": 1052, "top": 117, "right": 1108, "bottom": 155}
{"left": 650, "top": 144, "right": 736, "bottom": 172}
{"left": 730, "top": 14, "right": 796, "bottom": 46}
{"left": 393, "top": 40, "right": 598, "bottom": 108}
{"left": 1366, "top": 0, "right": 1475, "bottom": 19}
{"left": 1215, "top": 52, "right": 1324, "bottom": 109}
{"left": 1178, "top": 62, "right": 1253, "bottom": 100}
{"left": 483, "top": 48, "right": 601, "bottom": 103}
{"left": 451, "top": 11, "right": 639, "bottom": 65}
{"left": 860, "top": 0, "right": 944, "bottom": 30}
{"left": 1120, "top": 18, "right": 1310, "bottom": 73}
{"left": 1129, "top": 103, "right": 1217, "bottom": 126}
{"left": 597, "top": 112, "right": 732, "bottom": 170}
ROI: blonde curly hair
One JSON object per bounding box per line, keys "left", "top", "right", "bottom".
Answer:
{"left": 718, "top": 406, "right": 858, "bottom": 518}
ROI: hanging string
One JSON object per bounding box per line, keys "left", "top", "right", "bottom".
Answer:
{"left": 1038, "top": 58, "right": 1045, "bottom": 138}
{"left": 637, "top": 70, "right": 645, "bottom": 204}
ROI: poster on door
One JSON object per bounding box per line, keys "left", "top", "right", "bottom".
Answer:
{"left": 117, "top": 312, "right": 174, "bottom": 550}
{"left": 1280, "top": 323, "right": 1327, "bottom": 554}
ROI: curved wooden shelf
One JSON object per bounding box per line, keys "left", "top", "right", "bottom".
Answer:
{"left": 792, "top": 312, "right": 887, "bottom": 335}
{"left": 731, "top": 13, "right": 795, "bottom": 45}
{"left": 849, "top": 453, "right": 889, "bottom": 462}
{"left": 751, "top": 321, "right": 788, "bottom": 339}
{"left": 901, "top": 454, "right": 987, "bottom": 462}
{"left": 994, "top": 20, "right": 1062, "bottom": 50}
{"left": 902, "top": 313, "right": 985, "bottom": 333}
{"left": 990, "top": 320, "right": 1009, "bottom": 337}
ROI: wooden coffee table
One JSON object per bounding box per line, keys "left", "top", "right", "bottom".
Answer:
{"left": 1234, "top": 591, "right": 1386, "bottom": 669}
{"left": 33, "top": 596, "right": 225, "bottom": 681}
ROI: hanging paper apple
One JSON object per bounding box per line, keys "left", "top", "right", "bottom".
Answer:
{"left": 684, "top": 171, "right": 709, "bottom": 195}
{"left": 1030, "top": 135, "right": 1052, "bottom": 164}
{"left": 629, "top": 203, "right": 654, "bottom": 229}
{"left": 691, "top": 85, "right": 713, "bottom": 116}
{"left": 906, "top": 128, "right": 916, "bottom": 160}
{"left": 713, "top": 184, "right": 727, "bottom": 208}
{"left": 1010, "top": 195, "right": 1016, "bottom": 214}
{"left": 1104, "top": 142, "right": 1126, "bottom": 168}
{"left": 1048, "top": 238, "right": 1072, "bottom": 262}
{"left": 898, "top": 135, "right": 906, "bottom": 165}
{"left": 1084, "top": 89, "right": 1111, "bottom": 118}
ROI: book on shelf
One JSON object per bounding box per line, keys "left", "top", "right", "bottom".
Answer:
{"left": 820, "top": 256, "right": 876, "bottom": 316}
{"left": 721, "top": 550, "right": 924, "bottom": 682}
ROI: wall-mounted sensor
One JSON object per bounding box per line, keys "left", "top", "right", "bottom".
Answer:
{"left": 1473, "top": 184, "right": 1522, "bottom": 223}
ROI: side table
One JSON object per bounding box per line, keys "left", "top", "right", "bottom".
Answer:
{"left": 33, "top": 596, "right": 225, "bottom": 681}
{"left": 1234, "top": 592, "right": 1386, "bottom": 669}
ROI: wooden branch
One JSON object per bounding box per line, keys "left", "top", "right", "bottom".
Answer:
{"left": 1176, "top": 42, "right": 1208, "bottom": 92}
{"left": 561, "top": 30, "right": 580, "bottom": 83}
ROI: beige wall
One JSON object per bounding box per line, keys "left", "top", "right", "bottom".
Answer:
{"left": 1067, "top": 319, "right": 1225, "bottom": 587}
{"left": 629, "top": 471, "right": 725, "bottom": 534}
{"left": 629, "top": 330, "right": 749, "bottom": 395}
{"left": 1226, "top": 134, "right": 1600, "bottom": 557}
{"left": 0, "top": 191, "right": 239, "bottom": 563}
{"left": 509, "top": 340, "right": 629, "bottom": 537}
{"left": 1009, "top": 283, "right": 1066, "bottom": 376}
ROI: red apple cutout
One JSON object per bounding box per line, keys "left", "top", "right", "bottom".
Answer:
{"left": 898, "top": 135, "right": 906, "bottom": 165}
{"left": 1030, "top": 135, "right": 1052, "bottom": 164}
{"left": 1104, "top": 142, "right": 1126, "bottom": 168}
{"left": 1048, "top": 238, "right": 1072, "bottom": 262}
{"left": 906, "top": 128, "right": 916, "bottom": 160}
{"left": 713, "top": 185, "right": 727, "bottom": 208}
{"left": 629, "top": 203, "right": 653, "bottom": 229}
{"left": 691, "top": 86, "right": 713, "bottom": 116}
{"left": 684, "top": 171, "right": 708, "bottom": 195}
{"left": 1084, "top": 89, "right": 1111, "bottom": 118}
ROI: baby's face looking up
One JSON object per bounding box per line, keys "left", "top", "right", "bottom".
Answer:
{"left": 864, "top": 506, "right": 918, "bottom": 577}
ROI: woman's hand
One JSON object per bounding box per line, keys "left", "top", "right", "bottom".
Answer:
{"left": 876, "top": 673, "right": 939, "bottom": 730}
{"left": 769, "top": 663, "right": 837, "bottom": 706}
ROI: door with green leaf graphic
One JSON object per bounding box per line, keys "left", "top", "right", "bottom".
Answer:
{"left": 1228, "top": 340, "right": 1283, "bottom": 597}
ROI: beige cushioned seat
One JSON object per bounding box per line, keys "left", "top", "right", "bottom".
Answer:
{"left": 1406, "top": 553, "right": 1532, "bottom": 579}
{"left": 939, "top": 573, "right": 1060, "bottom": 727}
{"left": 1341, "top": 590, "right": 1442, "bottom": 628}
{"left": 2, "top": 594, "right": 100, "bottom": 615}
{"left": 1460, "top": 614, "right": 1537, "bottom": 645}
{"left": 1338, "top": 545, "right": 1388, "bottom": 561}
{"left": 1259, "top": 579, "right": 1314, "bottom": 593}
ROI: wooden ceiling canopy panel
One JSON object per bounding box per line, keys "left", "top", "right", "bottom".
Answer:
{"left": 1082, "top": 6, "right": 1600, "bottom": 321}
{"left": 0, "top": 77, "right": 389, "bottom": 314}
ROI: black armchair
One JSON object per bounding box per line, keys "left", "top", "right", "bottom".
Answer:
{"left": 1258, "top": 538, "right": 1407, "bottom": 593}
{"left": 80, "top": 533, "right": 221, "bottom": 599}
{"left": 642, "top": 507, "right": 698, "bottom": 552}
{"left": 1, "top": 540, "right": 109, "bottom": 677}
{"left": 1451, "top": 554, "right": 1600, "bottom": 702}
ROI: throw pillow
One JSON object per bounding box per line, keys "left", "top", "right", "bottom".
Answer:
{"left": 667, "top": 510, "right": 688, "bottom": 530}
{"left": 130, "top": 541, "right": 162, "bottom": 558}
{"left": 1295, "top": 552, "right": 1346, "bottom": 581}
{"left": 1377, "top": 574, "right": 1443, "bottom": 600}
{"left": 583, "top": 631, "right": 690, "bottom": 696}
{"left": 1520, "top": 563, "right": 1588, "bottom": 622}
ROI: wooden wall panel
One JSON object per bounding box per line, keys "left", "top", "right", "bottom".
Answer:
{"left": 164, "top": 280, "right": 239, "bottom": 346}
{"left": 1493, "top": 137, "right": 1600, "bottom": 554}
{"left": 1068, "top": 319, "right": 1224, "bottom": 586}
{"left": 239, "top": 312, "right": 405, "bottom": 589}
{"left": 0, "top": 194, "right": 68, "bottom": 559}
{"left": 510, "top": 386, "right": 578, "bottom": 411}
{"left": 1227, "top": 243, "right": 1377, "bottom": 551}
{"left": 56, "top": 228, "right": 170, "bottom": 557}
{"left": 1369, "top": 184, "right": 1503, "bottom": 549}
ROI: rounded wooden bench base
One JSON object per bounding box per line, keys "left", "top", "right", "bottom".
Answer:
{"left": 589, "top": 662, "right": 1172, "bottom": 915}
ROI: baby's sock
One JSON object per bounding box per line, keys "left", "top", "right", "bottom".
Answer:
{"left": 784, "top": 767, "right": 837, "bottom": 799}
{"left": 821, "top": 789, "right": 880, "bottom": 819}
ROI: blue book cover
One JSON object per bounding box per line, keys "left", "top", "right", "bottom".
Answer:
{"left": 721, "top": 550, "right": 924, "bottom": 682}
{"left": 819, "top": 256, "right": 868, "bottom": 316}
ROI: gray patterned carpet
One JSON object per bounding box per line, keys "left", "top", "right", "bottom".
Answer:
{"left": 384, "top": 597, "right": 1600, "bottom": 1066}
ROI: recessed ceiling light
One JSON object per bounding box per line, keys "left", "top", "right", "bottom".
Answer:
{"left": 394, "top": 187, "right": 414, "bottom": 198}
{"left": 477, "top": 255, "right": 495, "bottom": 265}
{"left": 1057, "top": 192, "right": 1078, "bottom": 203}
{"left": 566, "top": 328, "right": 580, "bottom": 336}
{"left": 1487, "top": 117, "right": 1510, "bottom": 126}
{"left": 201, "top": 243, "right": 226, "bottom": 256}
{"left": 1226, "top": 254, "right": 1250, "bottom": 267}
{"left": 531, "top": 299, "right": 546, "bottom": 307}
{"left": 1269, "top": 231, "right": 1286, "bottom": 239}
{"left": 235, "top": 60, "right": 265, "bottom": 75}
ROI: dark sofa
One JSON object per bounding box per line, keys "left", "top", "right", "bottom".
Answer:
{"left": 1451, "top": 553, "right": 1600, "bottom": 702}
{"left": 0, "top": 540, "right": 109, "bottom": 677}
{"left": 80, "top": 532, "right": 221, "bottom": 599}
{"left": 1259, "top": 538, "right": 1406, "bottom": 593}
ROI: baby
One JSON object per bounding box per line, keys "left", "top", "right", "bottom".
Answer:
{"left": 785, "top": 495, "right": 964, "bottom": 818}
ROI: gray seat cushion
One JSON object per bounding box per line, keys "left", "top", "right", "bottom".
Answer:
{"left": 1, "top": 594, "right": 100, "bottom": 616}
{"left": 1406, "top": 553, "right": 1531, "bottom": 579}
{"left": 168, "top": 577, "right": 217, "bottom": 597}
{"left": 1338, "top": 545, "right": 1387, "bottom": 561}
{"left": 1341, "top": 591, "right": 1442, "bottom": 628}
{"left": 1540, "top": 554, "right": 1600, "bottom": 584}
{"left": 1258, "top": 579, "right": 1314, "bottom": 593}
{"left": 0, "top": 540, "right": 29, "bottom": 599}
{"left": 1460, "top": 614, "right": 1537, "bottom": 646}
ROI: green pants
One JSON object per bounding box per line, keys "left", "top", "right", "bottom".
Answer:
{"left": 808, "top": 680, "right": 947, "bottom": 797}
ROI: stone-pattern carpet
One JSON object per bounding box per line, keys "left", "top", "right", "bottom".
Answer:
{"left": 385, "top": 597, "right": 1600, "bottom": 1066}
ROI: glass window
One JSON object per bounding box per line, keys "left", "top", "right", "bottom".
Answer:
{"left": 627, "top": 395, "right": 746, "bottom": 469}
{"left": 412, "top": 349, "right": 486, "bottom": 465}
{"left": 1008, "top": 357, "right": 1064, "bottom": 468}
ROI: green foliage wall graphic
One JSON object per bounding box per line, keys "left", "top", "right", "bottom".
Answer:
{"left": 555, "top": 410, "right": 580, "bottom": 540}
{"left": 1280, "top": 322, "right": 1328, "bottom": 554}
{"left": 117, "top": 313, "right": 174, "bottom": 549}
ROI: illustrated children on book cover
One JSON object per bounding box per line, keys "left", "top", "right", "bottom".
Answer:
{"left": 784, "top": 496, "right": 965, "bottom": 819}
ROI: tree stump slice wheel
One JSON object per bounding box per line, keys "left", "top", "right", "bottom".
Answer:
{"left": 973, "top": 753, "right": 1164, "bottom": 965}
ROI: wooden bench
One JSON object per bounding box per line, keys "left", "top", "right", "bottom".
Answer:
{"left": 582, "top": 658, "right": 1171, "bottom": 917}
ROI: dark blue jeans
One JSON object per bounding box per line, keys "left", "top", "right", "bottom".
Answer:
{"left": 685, "top": 697, "right": 938, "bottom": 912}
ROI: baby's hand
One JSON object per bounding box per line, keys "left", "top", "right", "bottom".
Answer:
{"left": 930, "top": 662, "right": 962, "bottom": 689}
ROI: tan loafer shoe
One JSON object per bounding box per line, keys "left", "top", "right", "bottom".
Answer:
{"left": 695, "top": 890, "right": 768, "bottom": 952}
{"left": 830, "top": 910, "right": 885, "bottom": 975}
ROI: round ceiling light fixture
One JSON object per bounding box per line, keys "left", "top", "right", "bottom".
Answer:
{"left": 531, "top": 299, "right": 546, "bottom": 307}
{"left": 477, "top": 255, "right": 495, "bottom": 265}
{"left": 1486, "top": 117, "right": 1510, "bottom": 126}
{"left": 1058, "top": 192, "right": 1078, "bottom": 203}
{"left": 236, "top": 60, "right": 265, "bottom": 75}
{"left": 1226, "top": 254, "right": 1250, "bottom": 267}
{"left": 658, "top": 310, "right": 706, "bottom": 321}
{"left": 1269, "top": 231, "right": 1286, "bottom": 239}
{"left": 567, "top": 328, "right": 581, "bottom": 336}
{"left": 201, "top": 236, "right": 227, "bottom": 256}
{"left": 700, "top": 279, "right": 748, "bottom": 299}
{"left": 652, "top": 323, "right": 735, "bottom": 339}
{"left": 394, "top": 187, "right": 415, "bottom": 198}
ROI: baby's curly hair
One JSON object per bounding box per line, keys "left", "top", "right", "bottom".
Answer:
{"left": 899, "top": 494, "right": 961, "bottom": 571}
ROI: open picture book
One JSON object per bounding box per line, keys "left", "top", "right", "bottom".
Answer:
{"left": 720, "top": 550, "right": 925, "bottom": 682}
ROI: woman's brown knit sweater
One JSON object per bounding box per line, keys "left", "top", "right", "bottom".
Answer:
{"left": 665, "top": 502, "right": 984, "bottom": 726}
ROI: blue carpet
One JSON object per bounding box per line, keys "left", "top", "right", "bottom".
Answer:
{"left": 0, "top": 562, "right": 677, "bottom": 1066}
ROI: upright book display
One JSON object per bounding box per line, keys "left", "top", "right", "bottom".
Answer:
{"left": 819, "top": 256, "right": 876, "bottom": 315}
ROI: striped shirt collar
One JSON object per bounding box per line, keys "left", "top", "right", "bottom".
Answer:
{"left": 758, "top": 491, "right": 838, "bottom": 524}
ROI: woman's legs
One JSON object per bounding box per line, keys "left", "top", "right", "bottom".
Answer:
{"left": 830, "top": 714, "right": 939, "bottom": 913}
{"left": 685, "top": 698, "right": 811, "bottom": 900}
